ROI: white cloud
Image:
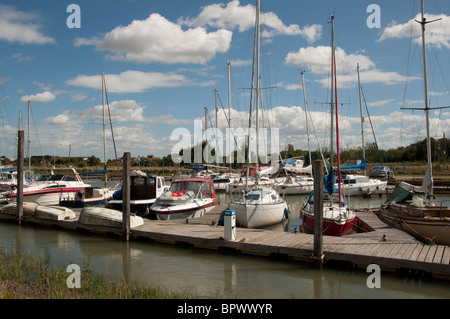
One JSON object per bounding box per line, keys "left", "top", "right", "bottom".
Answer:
{"left": 96, "top": 13, "right": 232, "bottom": 64}
{"left": 66, "top": 70, "right": 191, "bottom": 93}
{"left": 0, "top": 4, "right": 55, "bottom": 45}
{"left": 285, "top": 46, "right": 419, "bottom": 88}
{"left": 285, "top": 46, "right": 375, "bottom": 75}
{"left": 73, "top": 36, "right": 102, "bottom": 47}
{"left": 179, "top": 0, "right": 322, "bottom": 42}
{"left": 20, "top": 91, "right": 56, "bottom": 103}
{"left": 45, "top": 113, "right": 70, "bottom": 125}
{"left": 378, "top": 13, "right": 450, "bottom": 49}
{"left": 85, "top": 100, "right": 146, "bottom": 123}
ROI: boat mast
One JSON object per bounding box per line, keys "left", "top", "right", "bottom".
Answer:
{"left": 331, "top": 16, "right": 343, "bottom": 206}
{"left": 101, "top": 72, "right": 107, "bottom": 189}
{"left": 228, "top": 62, "right": 232, "bottom": 173}
{"left": 329, "top": 15, "right": 335, "bottom": 205}
{"left": 255, "top": 0, "right": 261, "bottom": 187}
{"left": 357, "top": 64, "right": 366, "bottom": 176}
{"left": 245, "top": 0, "right": 259, "bottom": 192}
{"left": 301, "top": 71, "right": 312, "bottom": 166}
{"left": 419, "top": 0, "right": 433, "bottom": 202}
{"left": 27, "top": 100, "right": 31, "bottom": 181}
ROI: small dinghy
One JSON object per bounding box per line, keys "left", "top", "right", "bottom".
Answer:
{"left": 34, "top": 205, "right": 76, "bottom": 221}
{"left": 78, "top": 206, "right": 144, "bottom": 228}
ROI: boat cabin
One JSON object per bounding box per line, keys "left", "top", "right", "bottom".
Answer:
{"left": 170, "top": 177, "right": 216, "bottom": 199}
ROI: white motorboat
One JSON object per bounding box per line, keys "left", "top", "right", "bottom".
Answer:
{"left": 274, "top": 176, "right": 314, "bottom": 195}
{"left": 336, "top": 174, "right": 387, "bottom": 196}
{"left": 6, "top": 167, "right": 91, "bottom": 206}
{"left": 151, "top": 177, "right": 218, "bottom": 221}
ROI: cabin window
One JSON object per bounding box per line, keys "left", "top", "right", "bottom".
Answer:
{"left": 133, "top": 177, "right": 146, "bottom": 186}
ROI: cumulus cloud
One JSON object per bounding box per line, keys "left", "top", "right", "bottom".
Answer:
{"left": 0, "top": 4, "right": 55, "bottom": 45}
{"left": 378, "top": 13, "right": 450, "bottom": 49}
{"left": 20, "top": 91, "right": 56, "bottom": 103}
{"left": 85, "top": 100, "right": 146, "bottom": 123}
{"left": 96, "top": 13, "right": 232, "bottom": 64}
{"left": 285, "top": 46, "right": 418, "bottom": 88}
{"left": 66, "top": 70, "right": 191, "bottom": 93}
{"left": 179, "top": 0, "right": 322, "bottom": 42}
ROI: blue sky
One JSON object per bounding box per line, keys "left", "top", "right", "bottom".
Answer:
{"left": 0, "top": 0, "right": 449, "bottom": 162}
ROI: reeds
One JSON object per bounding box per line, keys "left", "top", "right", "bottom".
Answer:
{"left": 0, "top": 246, "right": 200, "bottom": 299}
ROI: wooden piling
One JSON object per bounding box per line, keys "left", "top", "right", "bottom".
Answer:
{"left": 122, "top": 152, "right": 131, "bottom": 241}
{"left": 313, "top": 160, "right": 324, "bottom": 268}
{"left": 16, "top": 130, "right": 24, "bottom": 224}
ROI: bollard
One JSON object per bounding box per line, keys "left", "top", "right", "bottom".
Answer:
{"left": 223, "top": 210, "right": 236, "bottom": 241}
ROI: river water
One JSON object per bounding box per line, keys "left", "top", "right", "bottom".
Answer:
{"left": 0, "top": 179, "right": 449, "bottom": 299}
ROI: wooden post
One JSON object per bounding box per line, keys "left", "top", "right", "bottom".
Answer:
{"left": 313, "top": 160, "right": 324, "bottom": 268}
{"left": 16, "top": 130, "right": 24, "bottom": 224}
{"left": 122, "top": 152, "right": 131, "bottom": 241}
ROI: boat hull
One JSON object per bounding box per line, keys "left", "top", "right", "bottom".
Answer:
{"left": 380, "top": 208, "right": 450, "bottom": 245}
{"left": 152, "top": 199, "right": 218, "bottom": 221}
{"left": 229, "top": 201, "right": 288, "bottom": 228}
{"left": 300, "top": 208, "right": 356, "bottom": 237}
{"left": 8, "top": 187, "right": 88, "bottom": 206}
{"left": 339, "top": 180, "right": 388, "bottom": 196}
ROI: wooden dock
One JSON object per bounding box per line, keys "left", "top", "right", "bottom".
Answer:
{"left": 0, "top": 204, "right": 449, "bottom": 280}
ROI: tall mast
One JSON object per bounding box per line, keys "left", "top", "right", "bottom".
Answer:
{"left": 215, "top": 89, "right": 219, "bottom": 165}
{"left": 301, "top": 71, "right": 312, "bottom": 166}
{"left": 27, "top": 101, "right": 31, "bottom": 180}
{"left": 255, "top": 0, "right": 261, "bottom": 186}
{"left": 357, "top": 63, "right": 366, "bottom": 176}
{"left": 101, "top": 72, "right": 107, "bottom": 188}
{"left": 228, "top": 62, "right": 232, "bottom": 172}
{"left": 419, "top": 0, "right": 433, "bottom": 201}
{"left": 245, "top": 0, "right": 259, "bottom": 192}
{"left": 332, "top": 16, "right": 342, "bottom": 206}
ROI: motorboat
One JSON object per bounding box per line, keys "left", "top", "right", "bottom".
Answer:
{"left": 6, "top": 166, "right": 91, "bottom": 206}
{"left": 274, "top": 175, "right": 314, "bottom": 195}
{"left": 151, "top": 177, "right": 218, "bottom": 221}
{"left": 106, "top": 170, "right": 169, "bottom": 218}
{"left": 337, "top": 174, "right": 387, "bottom": 196}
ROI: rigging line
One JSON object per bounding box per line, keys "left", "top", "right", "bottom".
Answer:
{"left": 361, "top": 86, "right": 384, "bottom": 166}
{"left": 29, "top": 104, "right": 47, "bottom": 170}
{"left": 103, "top": 76, "right": 120, "bottom": 170}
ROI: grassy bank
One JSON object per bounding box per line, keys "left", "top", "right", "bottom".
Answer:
{"left": 0, "top": 247, "right": 201, "bottom": 299}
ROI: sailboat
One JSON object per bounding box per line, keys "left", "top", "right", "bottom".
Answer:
{"left": 379, "top": 0, "right": 450, "bottom": 245}
{"left": 229, "top": 0, "right": 288, "bottom": 229}
{"left": 300, "top": 15, "right": 357, "bottom": 237}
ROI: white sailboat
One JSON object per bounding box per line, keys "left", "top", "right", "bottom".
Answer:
{"left": 229, "top": 0, "right": 288, "bottom": 228}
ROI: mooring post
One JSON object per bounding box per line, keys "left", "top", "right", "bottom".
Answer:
{"left": 122, "top": 152, "right": 131, "bottom": 241}
{"left": 16, "top": 130, "right": 24, "bottom": 225}
{"left": 313, "top": 160, "right": 324, "bottom": 268}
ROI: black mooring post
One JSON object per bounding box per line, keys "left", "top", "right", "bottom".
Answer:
{"left": 122, "top": 152, "right": 131, "bottom": 241}
{"left": 16, "top": 130, "right": 24, "bottom": 224}
{"left": 313, "top": 160, "right": 324, "bottom": 268}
